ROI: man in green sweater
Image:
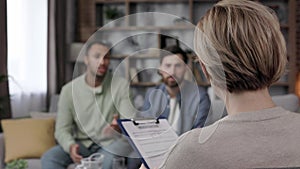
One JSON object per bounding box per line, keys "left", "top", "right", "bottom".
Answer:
{"left": 41, "top": 41, "right": 133, "bottom": 169}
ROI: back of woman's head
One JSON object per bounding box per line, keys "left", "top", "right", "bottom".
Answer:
{"left": 195, "top": 0, "right": 287, "bottom": 93}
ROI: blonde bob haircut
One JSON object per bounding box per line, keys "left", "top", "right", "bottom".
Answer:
{"left": 194, "top": 0, "right": 287, "bottom": 93}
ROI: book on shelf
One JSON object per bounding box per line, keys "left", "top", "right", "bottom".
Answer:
{"left": 193, "top": 63, "right": 209, "bottom": 85}
{"left": 130, "top": 68, "right": 140, "bottom": 83}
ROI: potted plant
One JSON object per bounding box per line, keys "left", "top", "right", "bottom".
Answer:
{"left": 5, "top": 159, "right": 28, "bottom": 169}
{"left": 104, "top": 6, "right": 123, "bottom": 26}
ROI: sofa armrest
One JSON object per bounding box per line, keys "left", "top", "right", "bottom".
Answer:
{"left": 0, "top": 133, "right": 5, "bottom": 169}
{"left": 272, "top": 94, "right": 299, "bottom": 112}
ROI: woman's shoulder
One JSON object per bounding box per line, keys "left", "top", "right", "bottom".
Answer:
{"left": 169, "top": 128, "right": 203, "bottom": 154}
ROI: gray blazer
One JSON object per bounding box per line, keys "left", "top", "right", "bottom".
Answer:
{"left": 140, "top": 80, "right": 210, "bottom": 135}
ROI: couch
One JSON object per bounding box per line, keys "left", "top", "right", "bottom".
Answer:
{"left": 206, "top": 93, "right": 300, "bottom": 125}
{"left": 0, "top": 110, "right": 76, "bottom": 169}
{"left": 0, "top": 94, "right": 298, "bottom": 169}
{"left": 0, "top": 93, "right": 75, "bottom": 169}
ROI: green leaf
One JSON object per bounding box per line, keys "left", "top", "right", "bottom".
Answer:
{"left": 5, "top": 159, "right": 28, "bottom": 169}
{"left": 104, "top": 6, "right": 122, "bottom": 19}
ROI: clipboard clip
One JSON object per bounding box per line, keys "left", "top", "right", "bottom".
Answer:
{"left": 131, "top": 118, "right": 160, "bottom": 126}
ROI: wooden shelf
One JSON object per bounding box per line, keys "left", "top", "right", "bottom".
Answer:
{"left": 272, "top": 82, "right": 290, "bottom": 87}
{"left": 128, "top": 0, "right": 189, "bottom": 2}
{"left": 97, "top": 25, "right": 195, "bottom": 31}
{"left": 89, "top": 0, "right": 218, "bottom": 2}
{"left": 193, "top": 0, "right": 219, "bottom": 2}
{"left": 281, "top": 24, "right": 289, "bottom": 29}
{"left": 95, "top": 0, "right": 125, "bottom": 3}
{"left": 110, "top": 55, "right": 127, "bottom": 59}
{"left": 130, "top": 82, "right": 160, "bottom": 87}
{"left": 197, "top": 82, "right": 211, "bottom": 87}
{"left": 111, "top": 55, "right": 160, "bottom": 59}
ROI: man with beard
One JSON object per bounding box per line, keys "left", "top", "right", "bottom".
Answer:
{"left": 141, "top": 45, "right": 211, "bottom": 135}
{"left": 128, "top": 46, "right": 211, "bottom": 169}
{"left": 41, "top": 41, "right": 132, "bottom": 169}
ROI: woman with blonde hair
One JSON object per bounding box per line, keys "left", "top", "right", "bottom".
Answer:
{"left": 152, "top": 0, "right": 300, "bottom": 168}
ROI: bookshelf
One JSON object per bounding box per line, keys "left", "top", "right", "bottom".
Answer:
{"left": 71, "top": 0, "right": 296, "bottom": 95}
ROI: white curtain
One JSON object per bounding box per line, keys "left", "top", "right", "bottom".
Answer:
{"left": 7, "top": 0, "right": 48, "bottom": 118}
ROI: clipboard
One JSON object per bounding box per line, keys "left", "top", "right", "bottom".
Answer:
{"left": 118, "top": 118, "right": 178, "bottom": 169}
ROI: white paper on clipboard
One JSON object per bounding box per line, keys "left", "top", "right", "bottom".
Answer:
{"left": 120, "top": 118, "right": 178, "bottom": 169}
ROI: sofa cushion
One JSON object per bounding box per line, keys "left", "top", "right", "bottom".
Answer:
{"left": 30, "top": 112, "right": 57, "bottom": 120}
{"left": 1, "top": 118, "right": 56, "bottom": 163}
{"left": 25, "top": 159, "right": 42, "bottom": 169}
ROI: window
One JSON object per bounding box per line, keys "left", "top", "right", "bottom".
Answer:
{"left": 7, "top": 0, "right": 48, "bottom": 117}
